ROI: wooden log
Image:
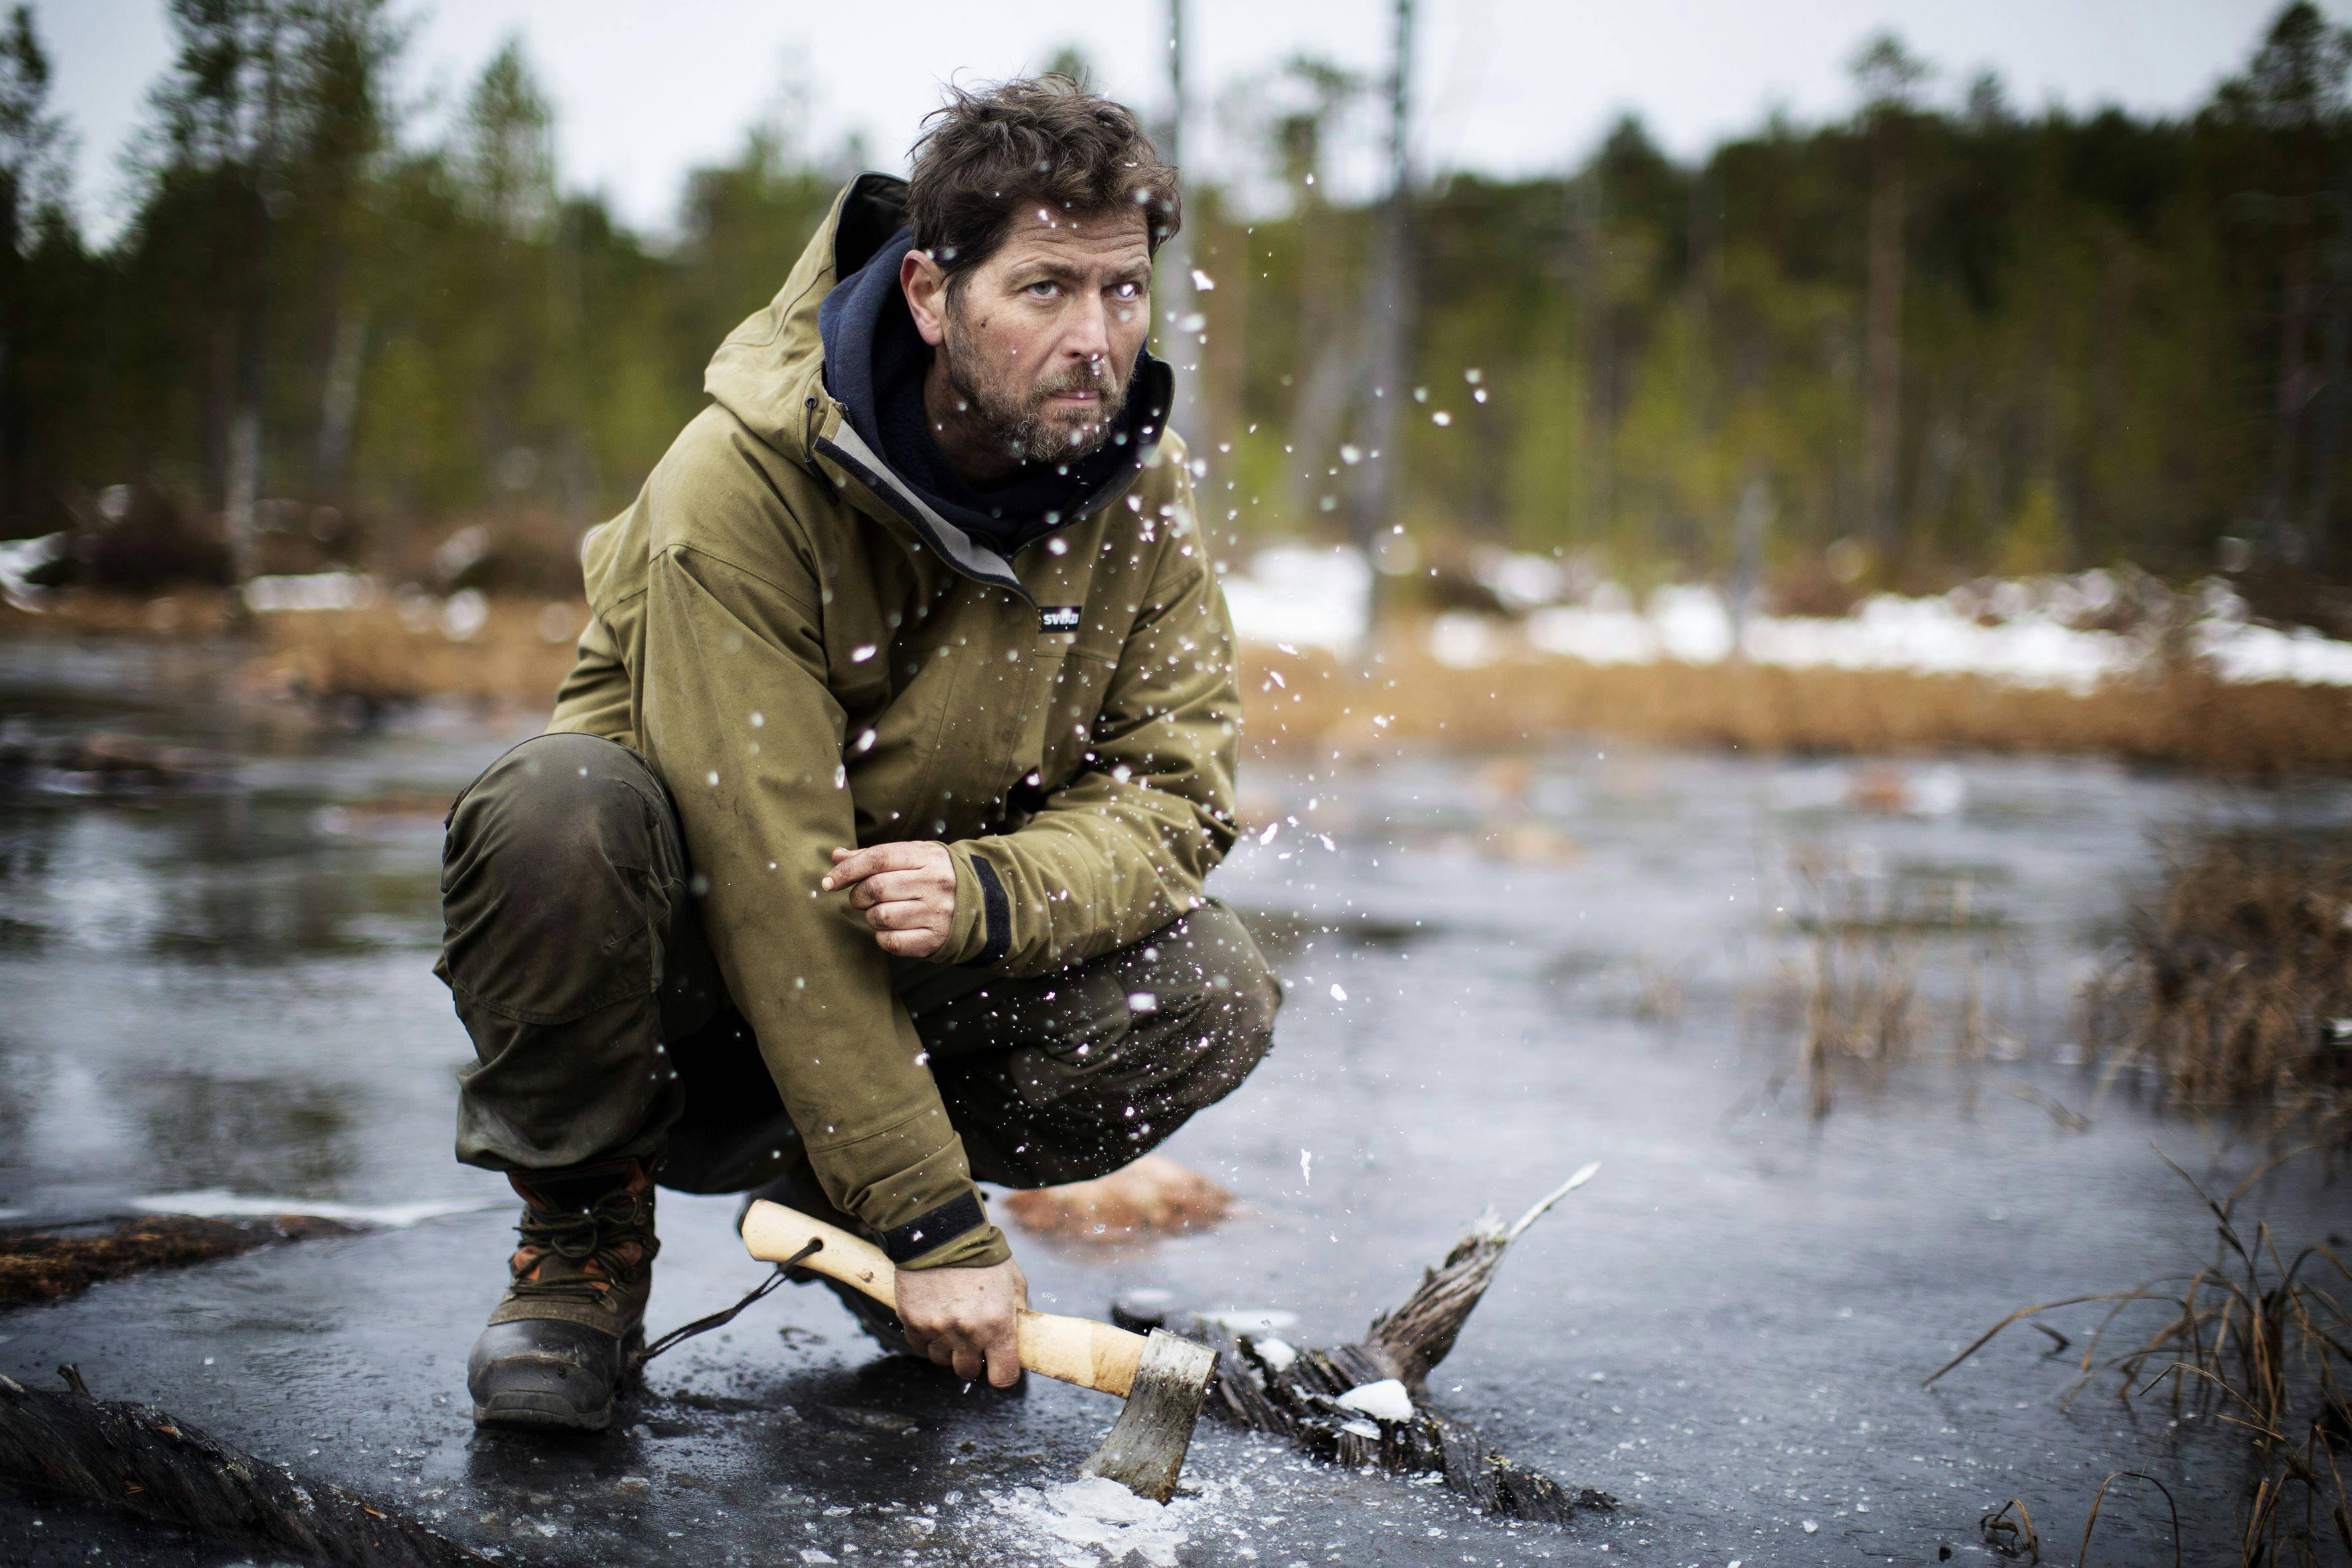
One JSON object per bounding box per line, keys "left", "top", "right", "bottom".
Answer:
{"left": 0, "top": 1367, "right": 490, "bottom": 1567}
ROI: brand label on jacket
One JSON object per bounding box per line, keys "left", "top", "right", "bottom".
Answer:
{"left": 1039, "top": 605, "right": 1083, "bottom": 632}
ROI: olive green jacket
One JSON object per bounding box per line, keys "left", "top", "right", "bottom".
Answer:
{"left": 545, "top": 177, "right": 1241, "bottom": 1269}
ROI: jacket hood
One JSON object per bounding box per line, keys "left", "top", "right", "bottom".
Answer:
{"left": 703, "top": 174, "right": 1176, "bottom": 598}
{"left": 703, "top": 173, "right": 909, "bottom": 463}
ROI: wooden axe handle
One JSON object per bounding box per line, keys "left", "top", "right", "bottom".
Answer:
{"left": 740, "top": 1199, "right": 1146, "bottom": 1398}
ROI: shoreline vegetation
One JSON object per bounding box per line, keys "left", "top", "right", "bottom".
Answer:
{"left": 6, "top": 588, "right": 2349, "bottom": 775}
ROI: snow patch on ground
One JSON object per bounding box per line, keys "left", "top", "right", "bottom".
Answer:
{"left": 1217, "top": 546, "right": 2352, "bottom": 691}
{"left": 130, "top": 1190, "right": 501, "bottom": 1227}
{"left": 981, "top": 1475, "right": 1207, "bottom": 1567}
{"left": 242, "top": 571, "right": 379, "bottom": 613}
{"left": 1219, "top": 545, "right": 1368, "bottom": 652}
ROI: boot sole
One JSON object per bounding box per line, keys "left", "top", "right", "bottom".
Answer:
{"left": 472, "top": 1390, "right": 615, "bottom": 1432}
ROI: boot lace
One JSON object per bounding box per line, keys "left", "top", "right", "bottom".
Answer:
{"left": 509, "top": 1186, "right": 657, "bottom": 1305}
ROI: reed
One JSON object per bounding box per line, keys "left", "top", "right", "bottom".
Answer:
{"left": 2084, "top": 832, "right": 2352, "bottom": 1147}
{"left": 1928, "top": 1148, "right": 2351, "bottom": 1567}
{"left": 1733, "top": 852, "right": 2020, "bottom": 1120}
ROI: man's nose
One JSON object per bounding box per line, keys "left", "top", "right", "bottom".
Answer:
{"left": 1063, "top": 289, "right": 1111, "bottom": 363}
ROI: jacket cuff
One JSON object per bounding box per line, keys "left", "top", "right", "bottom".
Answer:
{"left": 941, "top": 843, "right": 1010, "bottom": 967}
{"left": 811, "top": 1108, "right": 975, "bottom": 1235}
{"left": 894, "top": 1191, "right": 1011, "bottom": 1271}
{"left": 943, "top": 846, "right": 986, "bottom": 963}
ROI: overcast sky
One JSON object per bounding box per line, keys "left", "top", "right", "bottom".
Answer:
{"left": 31, "top": 0, "right": 2341, "bottom": 244}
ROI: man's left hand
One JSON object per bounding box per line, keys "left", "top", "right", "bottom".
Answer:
{"left": 823, "top": 842, "right": 957, "bottom": 959}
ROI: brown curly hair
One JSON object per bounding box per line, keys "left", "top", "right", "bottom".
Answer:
{"left": 906, "top": 74, "right": 1181, "bottom": 291}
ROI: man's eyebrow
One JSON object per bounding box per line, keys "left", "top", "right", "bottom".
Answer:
{"left": 1006, "top": 253, "right": 1153, "bottom": 286}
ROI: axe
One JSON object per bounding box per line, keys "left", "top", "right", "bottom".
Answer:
{"left": 741, "top": 1200, "right": 1217, "bottom": 1502}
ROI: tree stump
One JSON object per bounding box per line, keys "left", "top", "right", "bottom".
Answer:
{"left": 1160, "top": 1167, "right": 1616, "bottom": 1523}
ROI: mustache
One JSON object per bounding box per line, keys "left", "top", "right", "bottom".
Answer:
{"left": 1036, "top": 360, "right": 1118, "bottom": 402}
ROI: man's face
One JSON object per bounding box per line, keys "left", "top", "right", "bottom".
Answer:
{"left": 903, "top": 205, "right": 1153, "bottom": 466}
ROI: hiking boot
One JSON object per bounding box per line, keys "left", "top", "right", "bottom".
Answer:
{"left": 735, "top": 1170, "right": 914, "bottom": 1358}
{"left": 469, "top": 1157, "right": 659, "bottom": 1432}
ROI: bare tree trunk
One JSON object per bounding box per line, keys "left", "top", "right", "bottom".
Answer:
{"left": 1355, "top": 0, "right": 1415, "bottom": 636}
{"left": 2264, "top": 217, "right": 2314, "bottom": 564}
{"left": 0, "top": 327, "right": 12, "bottom": 525}
{"left": 1200, "top": 218, "right": 1247, "bottom": 564}
{"left": 1728, "top": 476, "right": 1772, "bottom": 653}
{"left": 1864, "top": 115, "right": 1906, "bottom": 559}
{"left": 1576, "top": 170, "right": 1613, "bottom": 545}
{"left": 226, "top": 208, "right": 268, "bottom": 567}
{"left": 1156, "top": 0, "right": 1197, "bottom": 447}
{"left": 2312, "top": 176, "right": 2352, "bottom": 570}
{"left": 224, "top": 407, "right": 262, "bottom": 580}
{"left": 313, "top": 307, "right": 366, "bottom": 493}
{"left": 226, "top": 21, "right": 288, "bottom": 586}
{"left": 1287, "top": 330, "right": 1360, "bottom": 529}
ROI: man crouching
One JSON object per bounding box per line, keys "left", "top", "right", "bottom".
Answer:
{"left": 435, "top": 74, "right": 1279, "bottom": 1429}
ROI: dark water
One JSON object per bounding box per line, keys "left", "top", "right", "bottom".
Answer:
{"left": 2, "top": 639, "right": 2347, "bottom": 1567}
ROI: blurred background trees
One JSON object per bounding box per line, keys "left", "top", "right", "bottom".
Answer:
{"left": 4, "top": 0, "right": 2351, "bottom": 598}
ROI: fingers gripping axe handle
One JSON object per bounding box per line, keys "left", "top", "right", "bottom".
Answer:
{"left": 740, "top": 1200, "right": 1146, "bottom": 1394}
{"left": 741, "top": 1200, "right": 1217, "bottom": 1502}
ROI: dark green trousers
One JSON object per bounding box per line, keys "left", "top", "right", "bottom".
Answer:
{"left": 437, "top": 732, "right": 1279, "bottom": 1199}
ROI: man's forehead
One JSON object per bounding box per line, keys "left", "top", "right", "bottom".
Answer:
{"left": 992, "top": 206, "right": 1150, "bottom": 269}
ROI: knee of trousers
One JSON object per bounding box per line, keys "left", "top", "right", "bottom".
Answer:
{"left": 1132, "top": 923, "right": 1283, "bottom": 1109}
{"left": 440, "top": 733, "right": 680, "bottom": 1026}
{"left": 446, "top": 732, "right": 667, "bottom": 858}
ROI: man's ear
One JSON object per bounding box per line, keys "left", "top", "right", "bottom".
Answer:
{"left": 900, "top": 249, "right": 949, "bottom": 348}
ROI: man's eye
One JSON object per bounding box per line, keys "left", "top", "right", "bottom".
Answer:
{"left": 1112, "top": 282, "right": 1142, "bottom": 299}
{"left": 1026, "top": 281, "right": 1059, "bottom": 298}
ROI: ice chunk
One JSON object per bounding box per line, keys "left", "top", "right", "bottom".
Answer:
{"left": 1336, "top": 1379, "right": 1415, "bottom": 1423}
{"left": 1251, "top": 1336, "right": 1297, "bottom": 1373}
{"left": 986, "top": 1475, "right": 1196, "bottom": 1567}
{"left": 129, "top": 1191, "right": 500, "bottom": 1228}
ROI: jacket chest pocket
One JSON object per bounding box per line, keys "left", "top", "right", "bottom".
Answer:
{"left": 1037, "top": 637, "right": 1119, "bottom": 792}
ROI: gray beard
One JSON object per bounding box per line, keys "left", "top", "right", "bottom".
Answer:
{"left": 940, "top": 331, "right": 1129, "bottom": 468}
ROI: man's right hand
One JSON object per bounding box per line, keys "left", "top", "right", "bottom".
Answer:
{"left": 895, "top": 1255, "right": 1029, "bottom": 1387}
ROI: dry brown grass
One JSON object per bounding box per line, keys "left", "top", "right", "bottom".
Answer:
{"left": 0, "top": 588, "right": 241, "bottom": 638}
{"left": 7, "top": 595, "right": 2351, "bottom": 773}
{"left": 1237, "top": 636, "right": 2352, "bottom": 776}
{"left": 2085, "top": 834, "right": 2352, "bottom": 1147}
{"left": 0, "top": 590, "right": 576, "bottom": 714}
{"left": 240, "top": 600, "right": 578, "bottom": 711}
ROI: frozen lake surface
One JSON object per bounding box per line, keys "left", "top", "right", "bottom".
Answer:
{"left": 2, "top": 639, "right": 2347, "bottom": 1566}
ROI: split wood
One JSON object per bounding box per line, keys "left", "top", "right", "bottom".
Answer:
{"left": 0, "top": 1365, "right": 489, "bottom": 1567}
{"left": 1178, "top": 1166, "right": 1617, "bottom": 1524}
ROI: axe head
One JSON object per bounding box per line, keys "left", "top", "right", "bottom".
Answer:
{"left": 1078, "top": 1328, "right": 1217, "bottom": 1503}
